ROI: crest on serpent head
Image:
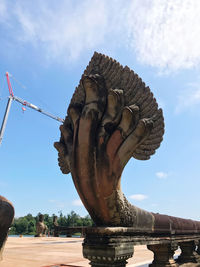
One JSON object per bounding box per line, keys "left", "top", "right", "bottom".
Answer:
{"left": 54, "top": 52, "right": 164, "bottom": 227}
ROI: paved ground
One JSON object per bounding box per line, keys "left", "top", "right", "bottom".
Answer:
{"left": 1, "top": 236, "right": 155, "bottom": 267}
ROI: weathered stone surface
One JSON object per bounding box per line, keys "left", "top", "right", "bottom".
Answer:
{"left": 35, "top": 214, "right": 48, "bottom": 237}
{"left": 147, "top": 243, "right": 178, "bottom": 266}
{"left": 83, "top": 227, "right": 200, "bottom": 266}
{"left": 83, "top": 230, "right": 134, "bottom": 267}
{"left": 0, "top": 195, "right": 14, "bottom": 261}
{"left": 82, "top": 227, "right": 200, "bottom": 246}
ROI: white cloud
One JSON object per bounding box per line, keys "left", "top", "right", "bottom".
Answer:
{"left": 72, "top": 199, "right": 83, "bottom": 206}
{"left": 129, "top": 194, "right": 148, "bottom": 201}
{"left": 127, "top": 0, "right": 200, "bottom": 72}
{"left": 156, "top": 171, "right": 168, "bottom": 179}
{"left": 1, "top": 0, "right": 200, "bottom": 72}
{"left": 13, "top": 0, "right": 110, "bottom": 61}
{"left": 49, "top": 199, "right": 84, "bottom": 208}
{"left": 48, "top": 199, "right": 56, "bottom": 203}
{"left": 175, "top": 81, "right": 200, "bottom": 113}
{"left": 48, "top": 199, "right": 66, "bottom": 208}
{"left": 0, "top": 0, "right": 7, "bottom": 22}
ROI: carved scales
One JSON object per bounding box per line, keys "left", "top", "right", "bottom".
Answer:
{"left": 72, "top": 52, "right": 164, "bottom": 159}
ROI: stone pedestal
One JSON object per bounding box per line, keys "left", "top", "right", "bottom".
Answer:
{"left": 177, "top": 241, "right": 200, "bottom": 264}
{"left": 83, "top": 229, "right": 134, "bottom": 267}
{"left": 147, "top": 243, "right": 178, "bottom": 267}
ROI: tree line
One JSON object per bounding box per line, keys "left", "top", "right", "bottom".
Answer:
{"left": 9, "top": 211, "right": 93, "bottom": 235}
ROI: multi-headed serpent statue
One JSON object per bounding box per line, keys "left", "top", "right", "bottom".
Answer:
{"left": 55, "top": 52, "right": 200, "bottom": 234}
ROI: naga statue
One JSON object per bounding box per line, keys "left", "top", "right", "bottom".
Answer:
{"left": 54, "top": 52, "right": 200, "bottom": 234}
{"left": 35, "top": 214, "right": 48, "bottom": 237}
{"left": 0, "top": 195, "right": 14, "bottom": 260}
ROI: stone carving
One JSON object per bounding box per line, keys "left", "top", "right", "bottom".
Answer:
{"left": 0, "top": 195, "right": 14, "bottom": 260}
{"left": 35, "top": 214, "right": 48, "bottom": 237}
{"left": 54, "top": 52, "right": 200, "bottom": 234}
{"left": 54, "top": 52, "right": 164, "bottom": 229}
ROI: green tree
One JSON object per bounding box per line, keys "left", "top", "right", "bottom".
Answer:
{"left": 28, "top": 220, "right": 35, "bottom": 234}
{"left": 44, "top": 214, "right": 53, "bottom": 230}
{"left": 15, "top": 218, "right": 29, "bottom": 234}
{"left": 58, "top": 213, "right": 68, "bottom": 226}
{"left": 9, "top": 211, "right": 94, "bottom": 235}
{"left": 82, "top": 215, "right": 93, "bottom": 226}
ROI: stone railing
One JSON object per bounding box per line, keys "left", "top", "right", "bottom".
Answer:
{"left": 83, "top": 227, "right": 200, "bottom": 267}
{"left": 53, "top": 225, "right": 85, "bottom": 237}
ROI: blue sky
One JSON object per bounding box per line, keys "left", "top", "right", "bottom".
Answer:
{"left": 0, "top": 0, "right": 200, "bottom": 220}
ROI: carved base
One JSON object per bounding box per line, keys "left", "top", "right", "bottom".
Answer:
{"left": 177, "top": 241, "right": 200, "bottom": 264}
{"left": 83, "top": 228, "right": 134, "bottom": 267}
{"left": 87, "top": 260, "right": 128, "bottom": 267}
{"left": 83, "top": 244, "right": 133, "bottom": 267}
{"left": 147, "top": 243, "right": 178, "bottom": 267}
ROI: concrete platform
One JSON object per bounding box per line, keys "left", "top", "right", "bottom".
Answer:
{"left": 1, "top": 236, "right": 155, "bottom": 267}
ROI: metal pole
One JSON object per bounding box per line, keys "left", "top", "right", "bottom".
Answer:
{"left": 13, "top": 96, "right": 64, "bottom": 123}
{"left": 0, "top": 96, "right": 13, "bottom": 145}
